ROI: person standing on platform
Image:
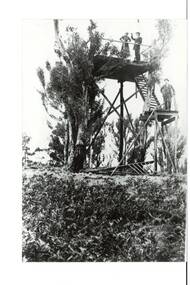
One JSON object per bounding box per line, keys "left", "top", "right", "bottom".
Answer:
{"left": 160, "top": 79, "right": 175, "bottom": 110}
{"left": 131, "top": 32, "right": 142, "bottom": 62}
{"left": 120, "top": 33, "right": 131, "bottom": 59}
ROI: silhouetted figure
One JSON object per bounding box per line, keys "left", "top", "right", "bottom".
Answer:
{"left": 120, "top": 33, "right": 131, "bottom": 58}
{"left": 160, "top": 79, "right": 175, "bottom": 110}
{"left": 131, "top": 32, "right": 142, "bottom": 62}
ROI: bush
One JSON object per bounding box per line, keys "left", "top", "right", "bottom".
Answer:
{"left": 22, "top": 172, "right": 186, "bottom": 261}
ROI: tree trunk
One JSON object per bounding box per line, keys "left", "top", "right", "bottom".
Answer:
{"left": 65, "top": 120, "right": 70, "bottom": 164}
{"left": 70, "top": 85, "right": 88, "bottom": 172}
{"left": 71, "top": 144, "right": 86, "bottom": 172}
{"left": 71, "top": 123, "right": 86, "bottom": 172}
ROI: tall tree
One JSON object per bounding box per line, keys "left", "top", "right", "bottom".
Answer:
{"left": 37, "top": 20, "right": 117, "bottom": 172}
{"left": 147, "top": 19, "right": 172, "bottom": 85}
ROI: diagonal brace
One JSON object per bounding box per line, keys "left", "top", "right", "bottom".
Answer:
{"left": 87, "top": 88, "right": 121, "bottom": 151}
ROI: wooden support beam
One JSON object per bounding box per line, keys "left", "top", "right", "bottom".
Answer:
{"left": 154, "top": 110, "right": 178, "bottom": 118}
{"left": 156, "top": 118, "right": 176, "bottom": 172}
{"left": 108, "top": 90, "right": 138, "bottom": 115}
{"left": 87, "top": 88, "right": 121, "bottom": 151}
{"left": 111, "top": 109, "right": 156, "bottom": 176}
{"left": 161, "top": 116, "right": 176, "bottom": 126}
{"left": 119, "top": 81, "right": 124, "bottom": 162}
{"left": 128, "top": 164, "right": 141, "bottom": 175}
{"left": 123, "top": 94, "right": 137, "bottom": 138}
{"left": 174, "top": 116, "right": 178, "bottom": 173}
{"left": 83, "top": 160, "right": 154, "bottom": 173}
{"left": 154, "top": 113, "right": 158, "bottom": 173}
{"left": 161, "top": 124, "right": 166, "bottom": 159}
{"left": 99, "top": 89, "right": 121, "bottom": 117}
{"left": 140, "top": 162, "right": 153, "bottom": 174}
{"left": 132, "top": 164, "right": 146, "bottom": 175}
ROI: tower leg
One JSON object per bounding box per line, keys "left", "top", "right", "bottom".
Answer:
{"left": 119, "top": 81, "right": 124, "bottom": 162}
{"left": 174, "top": 114, "right": 178, "bottom": 173}
{"left": 154, "top": 115, "right": 158, "bottom": 173}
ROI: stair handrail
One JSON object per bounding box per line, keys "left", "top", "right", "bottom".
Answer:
{"left": 135, "top": 74, "right": 161, "bottom": 109}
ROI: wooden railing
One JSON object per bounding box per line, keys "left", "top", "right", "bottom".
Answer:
{"left": 102, "top": 37, "right": 152, "bottom": 60}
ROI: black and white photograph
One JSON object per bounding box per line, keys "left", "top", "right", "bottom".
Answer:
{"left": 22, "top": 18, "right": 187, "bottom": 262}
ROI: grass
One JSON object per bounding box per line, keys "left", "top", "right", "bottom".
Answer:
{"left": 22, "top": 168, "right": 186, "bottom": 262}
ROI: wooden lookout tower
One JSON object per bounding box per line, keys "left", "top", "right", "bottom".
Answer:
{"left": 86, "top": 48, "right": 179, "bottom": 175}
{"left": 53, "top": 20, "right": 178, "bottom": 175}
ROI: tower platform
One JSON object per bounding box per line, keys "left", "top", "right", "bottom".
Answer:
{"left": 140, "top": 109, "right": 178, "bottom": 124}
{"left": 93, "top": 55, "right": 153, "bottom": 82}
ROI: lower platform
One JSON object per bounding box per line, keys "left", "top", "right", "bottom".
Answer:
{"left": 140, "top": 109, "right": 178, "bottom": 123}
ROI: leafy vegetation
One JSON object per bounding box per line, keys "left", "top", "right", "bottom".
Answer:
{"left": 22, "top": 133, "right": 31, "bottom": 165}
{"left": 48, "top": 121, "right": 69, "bottom": 166}
{"left": 37, "top": 20, "right": 119, "bottom": 172}
{"left": 145, "top": 19, "right": 172, "bottom": 84}
{"left": 23, "top": 169, "right": 186, "bottom": 262}
{"left": 157, "top": 125, "right": 186, "bottom": 173}
{"left": 108, "top": 116, "right": 154, "bottom": 164}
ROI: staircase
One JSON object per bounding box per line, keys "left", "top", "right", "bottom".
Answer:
{"left": 134, "top": 74, "right": 161, "bottom": 110}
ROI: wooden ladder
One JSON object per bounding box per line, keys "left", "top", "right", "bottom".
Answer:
{"left": 134, "top": 74, "right": 161, "bottom": 110}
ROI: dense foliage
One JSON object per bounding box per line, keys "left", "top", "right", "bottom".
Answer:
{"left": 37, "top": 20, "right": 119, "bottom": 171}
{"left": 23, "top": 169, "right": 186, "bottom": 262}
{"left": 48, "top": 121, "right": 69, "bottom": 165}
{"left": 148, "top": 19, "right": 172, "bottom": 84}
{"left": 22, "top": 133, "right": 31, "bottom": 165}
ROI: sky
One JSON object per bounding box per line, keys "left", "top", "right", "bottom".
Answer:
{"left": 22, "top": 19, "right": 187, "bottom": 155}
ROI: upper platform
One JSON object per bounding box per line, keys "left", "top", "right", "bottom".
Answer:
{"left": 93, "top": 55, "right": 153, "bottom": 82}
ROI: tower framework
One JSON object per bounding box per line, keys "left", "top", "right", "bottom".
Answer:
{"left": 84, "top": 54, "right": 179, "bottom": 175}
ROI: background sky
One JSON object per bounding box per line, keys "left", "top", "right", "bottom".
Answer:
{"left": 22, "top": 19, "right": 187, "bottom": 155}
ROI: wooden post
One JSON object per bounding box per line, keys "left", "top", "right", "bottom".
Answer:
{"left": 157, "top": 120, "right": 176, "bottom": 173}
{"left": 161, "top": 124, "right": 166, "bottom": 157}
{"left": 89, "top": 134, "right": 92, "bottom": 168}
{"left": 154, "top": 113, "right": 158, "bottom": 173}
{"left": 111, "top": 108, "right": 155, "bottom": 176}
{"left": 174, "top": 114, "right": 178, "bottom": 173}
{"left": 123, "top": 97, "right": 136, "bottom": 138}
{"left": 119, "top": 81, "right": 124, "bottom": 162}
